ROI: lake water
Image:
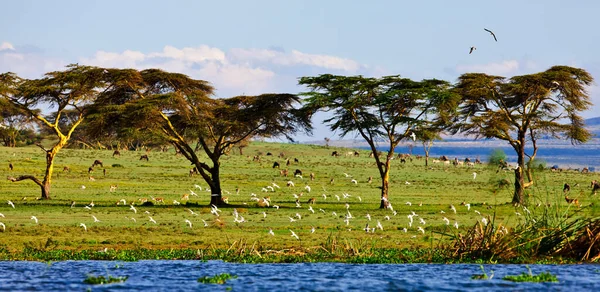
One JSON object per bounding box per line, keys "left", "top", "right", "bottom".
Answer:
{"left": 369, "top": 142, "right": 600, "bottom": 170}
{"left": 1, "top": 260, "right": 599, "bottom": 291}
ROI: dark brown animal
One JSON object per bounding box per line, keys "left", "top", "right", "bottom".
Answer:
{"left": 88, "top": 167, "right": 94, "bottom": 174}
{"left": 307, "top": 197, "right": 316, "bottom": 205}
{"left": 140, "top": 154, "right": 149, "bottom": 161}
{"left": 294, "top": 158, "right": 299, "bottom": 163}
{"left": 8, "top": 163, "right": 13, "bottom": 171}
{"left": 286, "top": 159, "right": 291, "bottom": 166}
{"left": 272, "top": 162, "right": 280, "bottom": 169}
{"left": 266, "top": 152, "right": 273, "bottom": 156}
{"left": 92, "top": 160, "right": 103, "bottom": 167}
{"left": 565, "top": 195, "right": 580, "bottom": 207}
{"left": 582, "top": 167, "right": 590, "bottom": 174}
{"left": 103, "top": 168, "right": 106, "bottom": 176}
{"left": 113, "top": 150, "right": 121, "bottom": 157}
{"left": 331, "top": 151, "right": 339, "bottom": 157}
{"left": 563, "top": 183, "right": 571, "bottom": 193}
{"left": 354, "top": 151, "right": 360, "bottom": 157}
{"left": 592, "top": 180, "right": 600, "bottom": 195}
{"left": 310, "top": 172, "right": 315, "bottom": 181}
{"left": 367, "top": 176, "right": 373, "bottom": 184}
{"left": 63, "top": 166, "right": 70, "bottom": 172}
{"left": 294, "top": 169, "right": 302, "bottom": 177}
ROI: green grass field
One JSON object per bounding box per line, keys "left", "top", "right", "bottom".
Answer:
{"left": 0, "top": 142, "right": 598, "bottom": 261}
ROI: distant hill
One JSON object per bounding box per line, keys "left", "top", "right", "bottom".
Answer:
{"left": 585, "top": 117, "right": 600, "bottom": 126}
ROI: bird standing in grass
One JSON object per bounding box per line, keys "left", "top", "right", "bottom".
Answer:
{"left": 31, "top": 216, "right": 38, "bottom": 224}
{"left": 268, "top": 228, "right": 275, "bottom": 236}
{"left": 80, "top": 223, "right": 87, "bottom": 232}
{"left": 7, "top": 201, "right": 14, "bottom": 209}
{"left": 130, "top": 205, "right": 137, "bottom": 214}
{"left": 149, "top": 216, "right": 157, "bottom": 224}
{"left": 185, "top": 219, "right": 192, "bottom": 228}
{"left": 92, "top": 215, "right": 100, "bottom": 223}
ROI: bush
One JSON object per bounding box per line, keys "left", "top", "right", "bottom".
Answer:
{"left": 488, "top": 149, "right": 507, "bottom": 165}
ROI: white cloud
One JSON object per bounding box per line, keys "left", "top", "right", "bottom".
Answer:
{"left": 148, "top": 45, "right": 226, "bottom": 63}
{"left": 1, "top": 42, "right": 369, "bottom": 98}
{"left": 229, "top": 48, "right": 361, "bottom": 72}
{"left": 0, "top": 42, "right": 15, "bottom": 51}
{"left": 456, "top": 60, "right": 520, "bottom": 76}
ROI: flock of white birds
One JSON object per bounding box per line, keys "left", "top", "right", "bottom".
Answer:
{"left": 0, "top": 164, "right": 526, "bottom": 243}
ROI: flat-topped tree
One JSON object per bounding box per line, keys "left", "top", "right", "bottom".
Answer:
{"left": 451, "top": 66, "right": 593, "bottom": 205}
{"left": 300, "top": 75, "right": 457, "bottom": 209}
{"left": 0, "top": 64, "right": 107, "bottom": 199}
{"left": 88, "top": 69, "right": 312, "bottom": 205}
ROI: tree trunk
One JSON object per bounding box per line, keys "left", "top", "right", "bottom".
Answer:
{"left": 425, "top": 153, "right": 429, "bottom": 167}
{"left": 512, "top": 140, "right": 526, "bottom": 205}
{"left": 379, "top": 167, "right": 390, "bottom": 209}
{"left": 41, "top": 182, "right": 51, "bottom": 200}
{"left": 208, "top": 162, "right": 225, "bottom": 206}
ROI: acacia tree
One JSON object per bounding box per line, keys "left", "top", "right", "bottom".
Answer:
{"left": 451, "top": 66, "right": 593, "bottom": 205}
{"left": 0, "top": 65, "right": 108, "bottom": 199}
{"left": 415, "top": 129, "right": 442, "bottom": 167}
{"left": 88, "top": 68, "right": 312, "bottom": 205}
{"left": 300, "top": 75, "right": 457, "bottom": 209}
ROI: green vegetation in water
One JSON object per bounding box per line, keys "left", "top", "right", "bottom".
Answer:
{"left": 502, "top": 266, "right": 558, "bottom": 283}
{"left": 198, "top": 273, "right": 238, "bottom": 284}
{"left": 471, "top": 265, "right": 494, "bottom": 280}
{"left": 83, "top": 274, "right": 128, "bottom": 285}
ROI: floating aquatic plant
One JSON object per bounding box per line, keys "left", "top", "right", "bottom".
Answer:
{"left": 198, "top": 273, "right": 238, "bottom": 284}
{"left": 502, "top": 265, "right": 558, "bottom": 283}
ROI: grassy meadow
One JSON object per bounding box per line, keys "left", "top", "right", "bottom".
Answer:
{"left": 0, "top": 142, "right": 599, "bottom": 262}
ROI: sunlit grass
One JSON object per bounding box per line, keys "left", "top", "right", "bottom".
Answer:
{"left": 0, "top": 142, "right": 598, "bottom": 262}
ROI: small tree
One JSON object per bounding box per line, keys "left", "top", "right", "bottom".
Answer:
{"left": 451, "top": 66, "right": 593, "bottom": 205}
{"left": 0, "top": 65, "right": 107, "bottom": 199}
{"left": 300, "top": 75, "right": 457, "bottom": 208}
{"left": 88, "top": 69, "right": 312, "bottom": 205}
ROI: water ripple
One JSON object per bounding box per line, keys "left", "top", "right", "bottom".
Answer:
{"left": 0, "top": 261, "right": 598, "bottom": 291}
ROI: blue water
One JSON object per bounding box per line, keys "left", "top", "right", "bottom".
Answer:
{"left": 368, "top": 144, "right": 600, "bottom": 169}
{"left": 0, "top": 261, "right": 599, "bottom": 291}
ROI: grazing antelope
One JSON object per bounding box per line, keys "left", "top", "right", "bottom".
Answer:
{"left": 113, "top": 150, "right": 121, "bottom": 157}
{"left": 140, "top": 154, "right": 149, "bottom": 161}
{"left": 92, "top": 160, "right": 103, "bottom": 167}
{"left": 565, "top": 195, "right": 580, "bottom": 207}
{"left": 181, "top": 193, "right": 190, "bottom": 200}
{"left": 280, "top": 169, "right": 289, "bottom": 177}
{"left": 563, "top": 183, "right": 571, "bottom": 193}
{"left": 109, "top": 185, "right": 118, "bottom": 192}
{"left": 8, "top": 163, "right": 13, "bottom": 171}
{"left": 310, "top": 173, "right": 315, "bottom": 181}
{"left": 272, "top": 162, "right": 280, "bottom": 169}
{"left": 152, "top": 197, "right": 164, "bottom": 204}
{"left": 294, "top": 169, "right": 302, "bottom": 177}
{"left": 367, "top": 176, "right": 373, "bottom": 184}
{"left": 307, "top": 197, "right": 316, "bottom": 205}
{"left": 63, "top": 166, "right": 70, "bottom": 172}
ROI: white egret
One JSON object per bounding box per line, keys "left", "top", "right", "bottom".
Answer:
{"left": 80, "top": 223, "right": 87, "bottom": 232}
{"left": 7, "top": 201, "right": 14, "bottom": 209}
{"left": 185, "top": 219, "right": 192, "bottom": 228}
{"left": 92, "top": 215, "right": 100, "bottom": 223}
{"left": 290, "top": 230, "right": 299, "bottom": 240}
{"left": 268, "top": 228, "right": 275, "bottom": 236}
{"left": 149, "top": 216, "right": 157, "bottom": 224}
{"left": 30, "top": 216, "right": 38, "bottom": 224}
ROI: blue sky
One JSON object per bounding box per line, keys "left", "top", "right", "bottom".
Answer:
{"left": 2, "top": 0, "right": 600, "bottom": 141}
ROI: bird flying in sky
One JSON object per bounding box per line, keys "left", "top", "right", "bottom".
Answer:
{"left": 484, "top": 28, "right": 497, "bottom": 41}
